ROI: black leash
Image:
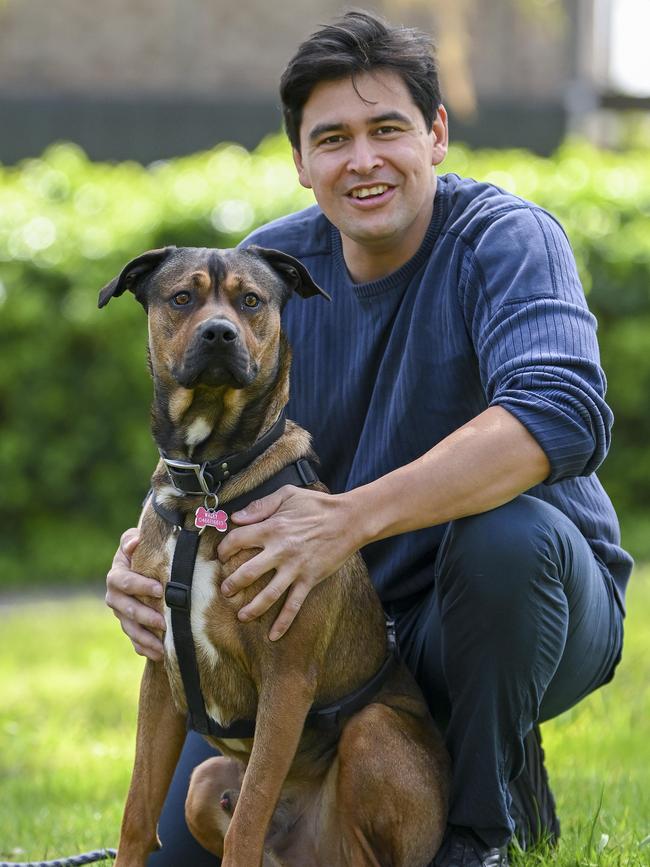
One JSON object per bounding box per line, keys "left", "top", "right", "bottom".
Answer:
{"left": 0, "top": 849, "right": 116, "bottom": 867}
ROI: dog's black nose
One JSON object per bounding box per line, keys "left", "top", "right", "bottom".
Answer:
{"left": 199, "top": 318, "right": 238, "bottom": 345}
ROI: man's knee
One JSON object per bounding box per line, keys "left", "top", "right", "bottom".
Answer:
{"left": 437, "top": 495, "right": 567, "bottom": 611}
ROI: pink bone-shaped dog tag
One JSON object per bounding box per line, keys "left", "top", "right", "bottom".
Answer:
{"left": 194, "top": 507, "right": 229, "bottom": 533}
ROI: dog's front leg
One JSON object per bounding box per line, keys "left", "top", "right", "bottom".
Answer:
{"left": 222, "top": 670, "right": 315, "bottom": 867}
{"left": 115, "top": 660, "right": 186, "bottom": 867}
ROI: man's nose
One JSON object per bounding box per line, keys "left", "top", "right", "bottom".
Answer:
{"left": 347, "top": 137, "right": 383, "bottom": 175}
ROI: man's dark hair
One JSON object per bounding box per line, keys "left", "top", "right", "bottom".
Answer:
{"left": 280, "top": 10, "right": 441, "bottom": 150}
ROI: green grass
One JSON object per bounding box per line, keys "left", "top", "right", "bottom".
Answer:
{"left": 1, "top": 576, "right": 649, "bottom": 865}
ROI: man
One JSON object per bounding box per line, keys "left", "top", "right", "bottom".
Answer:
{"left": 106, "top": 11, "right": 631, "bottom": 866}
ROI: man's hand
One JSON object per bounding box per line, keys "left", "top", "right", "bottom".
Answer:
{"left": 217, "top": 486, "right": 360, "bottom": 642}
{"left": 106, "top": 528, "right": 166, "bottom": 661}
{"left": 217, "top": 408, "right": 551, "bottom": 645}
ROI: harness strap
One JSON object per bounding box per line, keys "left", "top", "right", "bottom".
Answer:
{"left": 302, "top": 619, "right": 398, "bottom": 733}
{"left": 192, "top": 619, "right": 398, "bottom": 740}
{"left": 167, "top": 539, "right": 397, "bottom": 740}
{"left": 161, "top": 457, "right": 399, "bottom": 740}
{"left": 166, "top": 528, "right": 212, "bottom": 734}
{"left": 162, "top": 457, "right": 320, "bottom": 737}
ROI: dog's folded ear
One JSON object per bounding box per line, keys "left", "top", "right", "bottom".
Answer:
{"left": 246, "top": 246, "right": 331, "bottom": 302}
{"left": 98, "top": 247, "right": 176, "bottom": 309}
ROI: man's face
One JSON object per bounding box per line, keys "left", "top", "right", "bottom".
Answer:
{"left": 293, "top": 70, "right": 448, "bottom": 267}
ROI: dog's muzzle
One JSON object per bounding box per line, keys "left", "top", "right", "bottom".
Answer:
{"left": 175, "top": 317, "right": 254, "bottom": 388}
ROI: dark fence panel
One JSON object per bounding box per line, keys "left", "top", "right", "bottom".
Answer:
{"left": 0, "top": 95, "right": 567, "bottom": 164}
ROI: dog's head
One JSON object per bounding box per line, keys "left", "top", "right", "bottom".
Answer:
{"left": 98, "top": 245, "right": 329, "bottom": 392}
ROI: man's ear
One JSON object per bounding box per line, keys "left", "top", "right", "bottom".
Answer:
{"left": 98, "top": 247, "right": 176, "bottom": 310}
{"left": 431, "top": 105, "right": 449, "bottom": 167}
{"left": 246, "top": 246, "right": 331, "bottom": 301}
{"left": 292, "top": 147, "right": 312, "bottom": 190}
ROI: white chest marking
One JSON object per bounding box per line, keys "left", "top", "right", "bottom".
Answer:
{"left": 163, "top": 537, "right": 178, "bottom": 660}
{"left": 185, "top": 417, "right": 212, "bottom": 448}
{"left": 164, "top": 539, "right": 227, "bottom": 725}
{"left": 157, "top": 484, "right": 182, "bottom": 504}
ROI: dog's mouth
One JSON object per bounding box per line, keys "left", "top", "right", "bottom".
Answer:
{"left": 173, "top": 345, "right": 258, "bottom": 390}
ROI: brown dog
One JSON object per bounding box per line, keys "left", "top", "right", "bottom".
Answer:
{"left": 99, "top": 245, "right": 449, "bottom": 867}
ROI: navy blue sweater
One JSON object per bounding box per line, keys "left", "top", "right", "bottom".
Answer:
{"left": 244, "top": 173, "right": 632, "bottom": 611}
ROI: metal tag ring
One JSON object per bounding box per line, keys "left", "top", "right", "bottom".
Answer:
{"left": 203, "top": 493, "right": 219, "bottom": 510}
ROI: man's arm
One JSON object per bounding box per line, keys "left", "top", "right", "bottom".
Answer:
{"left": 217, "top": 405, "right": 550, "bottom": 640}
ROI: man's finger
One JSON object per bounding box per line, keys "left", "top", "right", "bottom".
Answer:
{"left": 269, "top": 584, "right": 309, "bottom": 641}
{"left": 126, "top": 624, "right": 165, "bottom": 661}
{"left": 132, "top": 642, "right": 163, "bottom": 662}
{"left": 122, "top": 534, "right": 141, "bottom": 557}
{"left": 107, "top": 566, "right": 163, "bottom": 600}
{"left": 106, "top": 590, "right": 166, "bottom": 631}
{"left": 121, "top": 571, "right": 163, "bottom": 599}
{"left": 221, "top": 550, "right": 275, "bottom": 597}
{"left": 218, "top": 524, "right": 268, "bottom": 566}
{"left": 119, "top": 527, "right": 140, "bottom": 550}
{"left": 229, "top": 488, "right": 289, "bottom": 525}
{"left": 236, "top": 570, "right": 293, "bottom": 622}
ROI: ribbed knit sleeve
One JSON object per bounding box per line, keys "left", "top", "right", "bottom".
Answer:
{"left": 461, "top": 206, "right": 612, "bottom": 484}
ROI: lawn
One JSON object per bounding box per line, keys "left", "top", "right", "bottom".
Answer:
{"left": 1, "top": 574, "right": 649, "bottom": 866}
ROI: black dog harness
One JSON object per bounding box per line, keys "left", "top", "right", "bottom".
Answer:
{"left": 154, "top": 418, "right": 398, "bottom": 740}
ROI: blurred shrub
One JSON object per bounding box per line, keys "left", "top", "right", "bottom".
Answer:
{"left": 0, "top": 136, "right": 648, "bottom": 587}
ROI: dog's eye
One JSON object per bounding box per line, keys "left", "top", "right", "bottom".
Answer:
{"left": 172, "top": 291, "right": 192, "bottom": 306}
{"left": 243, "top": 293, "right": 260, "bottom": 309}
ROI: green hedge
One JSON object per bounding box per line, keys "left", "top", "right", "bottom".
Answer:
{"left": 1, "top": 137, "right": 648, "bottom": 587}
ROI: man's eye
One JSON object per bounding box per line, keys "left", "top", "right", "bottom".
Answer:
{"left": 172, "top": 291, "right": 192, "bottom": 306}
{"left": 243, "top": 293, "right": 260, "bottom": 308}
{"left": 375, "top": 126, "right": 400, "bottom": 135}
{"left": 320, "top": 135, "right": 345, "bottom": 146}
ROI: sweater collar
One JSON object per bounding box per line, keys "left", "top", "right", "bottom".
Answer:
{"left": 329, "top": 175, "right": 449, "bottom": 299}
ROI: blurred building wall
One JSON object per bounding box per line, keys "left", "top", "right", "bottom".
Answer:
{"left": 0, "top": 0, "right": 580, "bottom": 163}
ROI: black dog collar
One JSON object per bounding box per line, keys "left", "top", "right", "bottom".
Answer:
{"left": 151, "top": 457, "right": 318, "bottom": 529}
{"left": 160, "top": 411, "right": 287, "bottom": 496}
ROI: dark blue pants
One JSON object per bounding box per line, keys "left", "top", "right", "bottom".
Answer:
{"left": 147, "top": 495, "right": 624, "bottom": 862}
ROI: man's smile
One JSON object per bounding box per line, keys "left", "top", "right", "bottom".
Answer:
{"left": 346, "top": 184, "right": 396, "bottom": 208}
{"left": 348, "top": 184, "right": 391, "bottom": 199}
